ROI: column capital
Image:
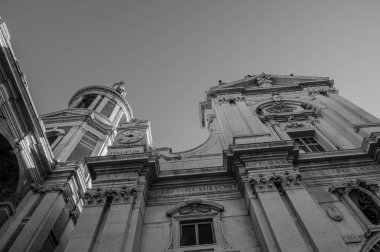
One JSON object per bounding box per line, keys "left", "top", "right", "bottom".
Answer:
{"left": 84, "top": 185, "right": 137, "bottom": 206}
{"left": 249, "top": 170, "right": 303, "bottom": 194}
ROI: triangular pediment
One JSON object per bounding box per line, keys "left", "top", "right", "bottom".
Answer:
{"left": 210, "top": 73, "right": 330, "bottom": 92}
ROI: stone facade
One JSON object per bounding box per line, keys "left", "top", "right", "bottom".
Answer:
{"left": 2, "top": 18, "right": 380, "bottom": 252}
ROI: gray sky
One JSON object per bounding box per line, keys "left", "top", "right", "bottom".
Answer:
{"left": 2, "top": 0, "right": 380, "bottom": 151}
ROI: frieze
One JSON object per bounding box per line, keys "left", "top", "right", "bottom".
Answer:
{"left": 149, "top": 183, "right": 238, "bottom": 199}
{"left": 245, "top": 159, "right": 290, "bottom": 170}
{"left": 302, "top": 165, "right": 380, "bottom": 179}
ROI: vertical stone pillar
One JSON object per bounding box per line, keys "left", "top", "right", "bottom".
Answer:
{"left": 10, "top": 189, "right": 66, "bottom": 252}
{"left": 64, "top": 187, "right": 108, "bottom": 252}
{"left": 284, "top": 184, "right": 347, "bottom": 251}
{"left": 250, "top": 175, "right": 309, "bottom": 252}
{"left": 64, "top": 186, "right": 138, "bottom": 252}
{"left": 96, "top": 188, "right": 136, "bottom": 251}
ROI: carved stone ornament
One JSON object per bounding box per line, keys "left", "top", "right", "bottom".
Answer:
{"left": 283, "top": 121, "right": 306, "bottom": 131}
{"left": 255, "top": 72, "right": 273, "bottom": 88}
{"left": 119, "top": 118, "right": 146, "bottom": 127}
{"left": 328, "top": 179, "right": 380, "bottom": 196}
{"left": 217, "top": 94, "right": 245, "bottom": 104}
{"left": 149, "top": 147, "right": 181, "bottom": 161}
{"left": 112, "top": 81, "right": 127, "bottom": 96}
{"left": 326, "top": 206, "right": 344, "bottom": 222}
{"left": 249, "top": 171, "right": 303, "bottom": 195}
{"left": 307, "top": 87, "right": 338, "bottom": 99}
{"left": 166, "top": 199, "right": 224, "bottom": 217}
{"left": 84, "top": 185, "right": 137, "bottom": 206}
{"left": 343, "top": 234, "right": 363, "bottom": 244}
{"left": 31, "top": 183, "right": 80, "bottom": 223}
{"left": 205, "top": 112, "right": 216, "bottom": 131}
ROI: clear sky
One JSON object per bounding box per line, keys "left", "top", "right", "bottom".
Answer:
{"left": 2, "top": 0, "right": 380, "bottom": 151}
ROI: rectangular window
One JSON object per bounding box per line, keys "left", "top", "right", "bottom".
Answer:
{"left": 180, "top": 219, "right": 215, "bottom": 247}
{"left": 292, "top": 136, "right": 325, "bottom": 153}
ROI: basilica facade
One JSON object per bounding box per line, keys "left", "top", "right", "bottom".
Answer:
{"left": 2, "top": 18, "right": 380, "bottom": 252}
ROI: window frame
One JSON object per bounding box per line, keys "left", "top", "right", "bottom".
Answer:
{"left": 180, "top": 219, "right": 216, "bottom": 247}
{"left": 287, "top": 129, "right": 336, "bottom": 153}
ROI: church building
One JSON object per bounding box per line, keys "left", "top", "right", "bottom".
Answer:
{"left": 2, "top": 17, "right": 380, "bottom": 252}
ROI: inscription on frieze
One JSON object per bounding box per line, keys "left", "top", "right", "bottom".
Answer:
{"left": 245, "top": 159, "right": 290, "bottom": 170}
{"left": 149, "top": 183, "right": 238, "bottom": 199}
{"left": 302, "top": 165, "right": 380, "bottom": 178}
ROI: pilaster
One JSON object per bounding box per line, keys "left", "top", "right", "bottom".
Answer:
{"left": 249, "top": 174, "right": 309, "bottom": 252}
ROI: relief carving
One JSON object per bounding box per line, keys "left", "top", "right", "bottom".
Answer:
{"left": 329, "top": 179, "right": 380, "bottom": 226}
{"left": 326, "top": 206, "right": 343, "bottom": 222}
{"left": 150, "top": 147, "right": 181, "bottom": 161}
{"left": 84, "top": 185, "right": 137, "bottom": 206}
{"left": 249, "top": 171, "right": 303, "bottom": 195}
{"left": 31, "top": 183, "right": 79, "bottom": 223}
{"left": 343, "top": 234, "right": 363, "bottom": 244}
{"left": 255, "top": 72, "right": 273, "bottom": 88}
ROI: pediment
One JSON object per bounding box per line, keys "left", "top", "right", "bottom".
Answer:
{"left": 210, "top": 73, "right": 330, "bottom": 93}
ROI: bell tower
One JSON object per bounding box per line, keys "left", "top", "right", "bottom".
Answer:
{"left": 41, "top": 81, "right": 133, "bottom": 162}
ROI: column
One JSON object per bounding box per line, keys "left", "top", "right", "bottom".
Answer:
{"left": 123, "top": 183, "right": 146, "bottom": 252}
{"left": 283, "top": 173, "right": 347, "bottom": 251}
{"left": 65, "top": 186, "right": 138, "bottom": 252}
{"left": 250, "top": 175, "right": 309, "bottom": 252}
{"left": 64, "top": 188, "right": 108, "bottom": 252}
{"left": 10, "top": 191, "right": 65, "bottom": 252}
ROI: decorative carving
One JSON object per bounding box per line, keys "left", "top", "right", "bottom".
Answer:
{"left": 150, "top": 147, "right": 181, "bottom": 161}
{"left": 329, "top": 179, "right": 380, "bottom": 225}
{"left": 166, "top": 199, "right": 224, "bottom": 217}
{"left": 249, "top": 171, "right": 303, "bottom": 194}
{"left": 112, "top": 81, "right": 127, "bottom": 96}
{"left": 249, "top": 173, "right": 277, "bottom": 194}
{"left": 217, "top": 94, "right": 245, "bottom": 104}
{"left": 343, "top": 234, "right": 363, "bottom": 244}
{"left": 84, "top": 185, "right": 137, "bottom": 206}
{"left": 255, "top": 72, "right": 273, "bottom": 88}
{"left": 31, "top": 183, "right": 80, "bottom": 223}
{"left": 119, "top": 118, "right": 146, "bottom": 127}
{"left": 326, "top": 206, "right": 344, "bottom": 222}
{"left": 282, "top": 171, "right": 303, "bottom": 190}
{"left": 205, "top": 112, "right": 216, "bottom": 131}
{"left": 307, "top": 87, "right": 338, "bottom": 99}
{"left": 284, "top": 121, "right": 306, "bottom": 130}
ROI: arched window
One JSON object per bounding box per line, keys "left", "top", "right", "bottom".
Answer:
{"left": 76, "top": 94, "right": 97, "bottom": 109}
{"left": 349, "top": 189, "right": 380, "bottom": 225}
{"left": 329, "top": 179, "right": 380, "bottom": 237}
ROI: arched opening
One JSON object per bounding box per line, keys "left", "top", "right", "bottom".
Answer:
{"left": 0, "top": 134, "right": 19, "bottom": 205}
{"left": 349, "top": 189, "right": 380, "bottom": 225}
